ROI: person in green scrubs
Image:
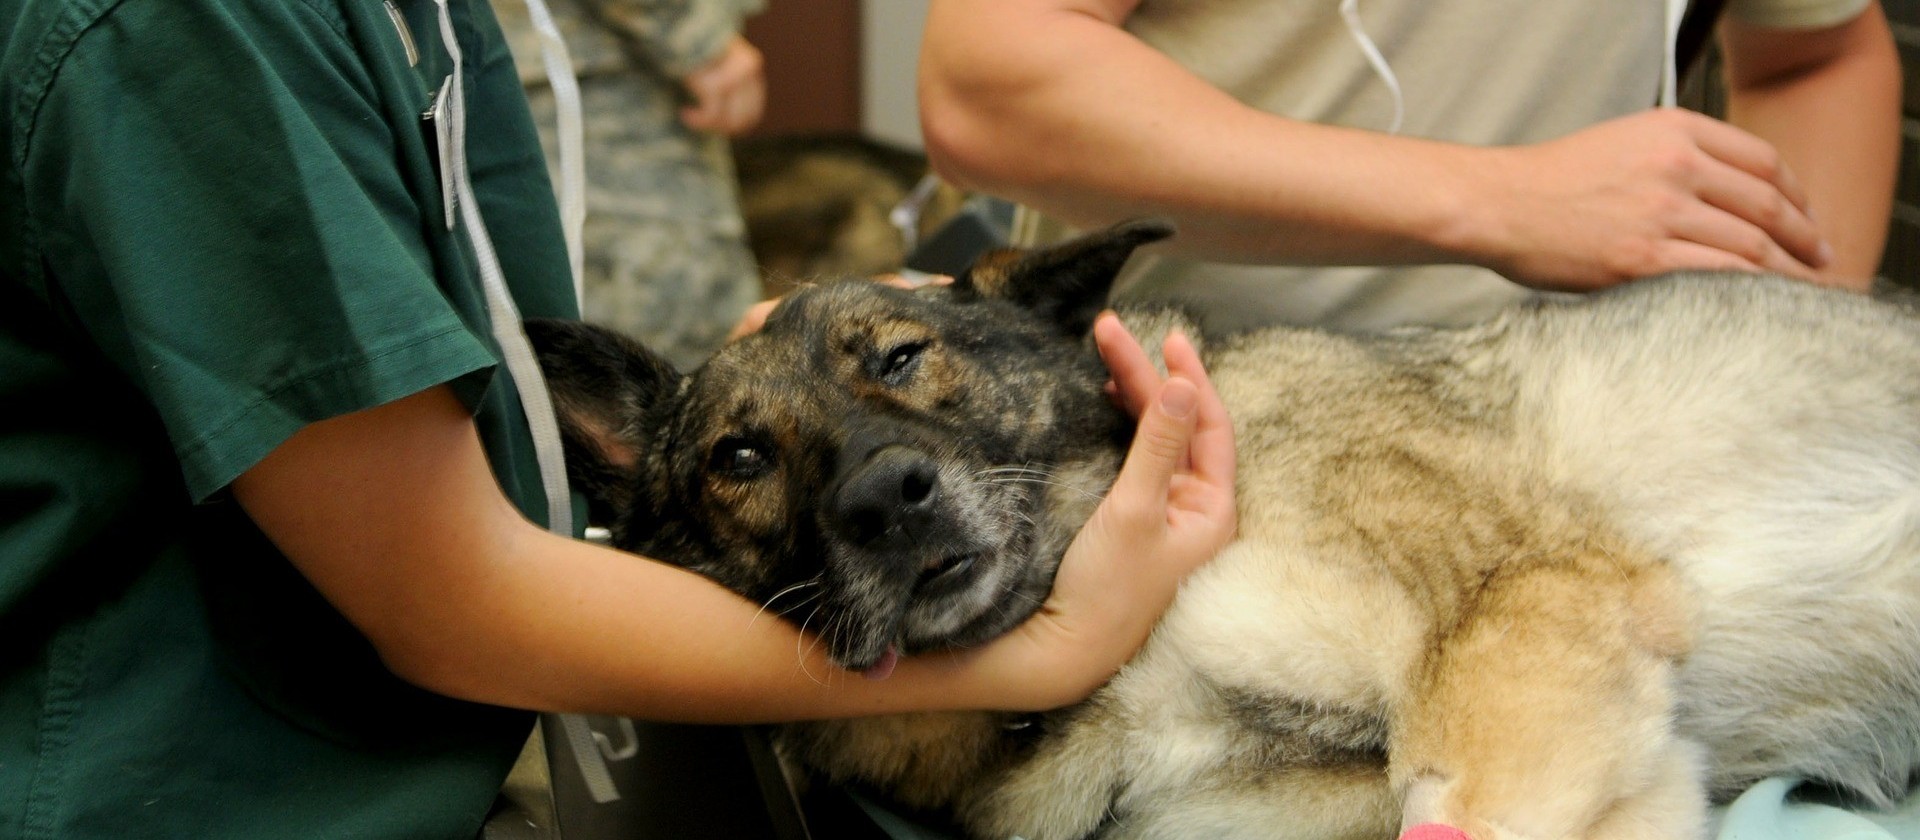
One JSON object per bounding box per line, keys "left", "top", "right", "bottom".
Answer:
{"left": 0, "top": 1, "right": 1238, "bottom": 838}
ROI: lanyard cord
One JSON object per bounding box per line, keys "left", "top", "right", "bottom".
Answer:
{"left": 430, "top": 0, "right": 575, "bottom": 538}
{"left": 1338, "top": 0, "right": 1405, "bottom": 135}
{"left": 521, "top": 0, "right": 588, "bottom": 304}
{"left": 1337, "top": 0, "right": 1688, "bottom": 134}
{"left": 429, "top": 0, "right": 626, "bottom": 808}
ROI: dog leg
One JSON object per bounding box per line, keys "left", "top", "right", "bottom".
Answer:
{"left": 1389, "top": 553, "right": 1698, "bottom": 840}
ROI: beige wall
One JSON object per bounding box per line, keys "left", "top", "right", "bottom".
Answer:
{"left": 862, "top": 0, "right": 931, "bottom": 149}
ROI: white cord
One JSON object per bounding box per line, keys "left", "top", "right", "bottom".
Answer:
{"left": 889, "top": 173, "right": 944, "bottom": 254}
{"left": 1339, "top": 0, "right": 1405, "bottom": 135}
{"left": 521, "top": 0, "right": 589, "bottom": 306}
{"left": 429, "top": 0, "right": 618, "bottom": 808}
{"left": 431, "top": 0, "right": 576, "bottom": 544}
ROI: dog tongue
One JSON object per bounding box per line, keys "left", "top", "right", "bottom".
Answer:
{"left": 862, "top": 646, "right": 900, "bottom": 681}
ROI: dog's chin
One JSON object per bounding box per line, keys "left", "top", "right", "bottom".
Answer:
{"left": 903, "top": 547, "right": 1054, "bottom": 651}
{"left": 824, "top": 540, "right": 1054, "bottom": 673}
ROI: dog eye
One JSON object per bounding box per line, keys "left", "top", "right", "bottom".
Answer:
{"left": 876, "top": 342, "right": 927, "bottom": 385}
{"left": 708, "top": 437, "right": 773, "bottom": 479}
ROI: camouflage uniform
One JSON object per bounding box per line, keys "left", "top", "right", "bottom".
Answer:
{"left": 499, "top": 0, "right": 764, "bottom": 370}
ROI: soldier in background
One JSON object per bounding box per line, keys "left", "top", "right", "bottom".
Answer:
{"left": 500, "top": 0, "right": 766, "bottom": 370}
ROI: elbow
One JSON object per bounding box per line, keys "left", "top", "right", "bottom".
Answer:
{"left": 368, "top": 626, "right": 493, "bottom": 704}
{"left": 919, "top": 70, "right": 1019, "bottom": 196}
{"left": 917, "top": 21, "right": 1065, "bottom": 200}
{"left": 374, "top": 629, "right": 549, "bottom": 711}
{"left": 356, "top": 593, "right": 535, "bottom": 709}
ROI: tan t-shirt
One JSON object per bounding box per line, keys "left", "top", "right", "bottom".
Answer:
{"left": 1012, "top": 0, "right": 1870, "bottom": 334}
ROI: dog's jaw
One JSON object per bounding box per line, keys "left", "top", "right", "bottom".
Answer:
{"left": 816, "top": 448, "right": 1122, "bottom": 671}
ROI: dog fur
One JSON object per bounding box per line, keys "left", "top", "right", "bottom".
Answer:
{"left": 528, "top": 220, "right": 1920, "bottom": 840}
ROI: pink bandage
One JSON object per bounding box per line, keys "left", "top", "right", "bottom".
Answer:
{"left": 1399, "top": 824, "right": 1472, "bottom": 840}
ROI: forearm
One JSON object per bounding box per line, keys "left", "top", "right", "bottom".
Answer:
{"left": 1721, "top": 4, "right": 1902, "bottom": 287}
{"left": 918, "top": 0, "right": 1489, "bottom": 268}
{"left": 236, "top": 372, "right": 1242, "bottom": 725}
{"left": 394, "top": 521, "right": 1003, "bottom": 723}
{"left": 235, "top": 386, "right": 1009, "bottom": 723}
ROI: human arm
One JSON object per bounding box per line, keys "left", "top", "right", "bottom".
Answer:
{"left": 229, "top": 325, "right": 1233, "bottom": 722}
{"left": 1719, "top": 2, "right": 1901, "bottom": 288}
{"left": 919, "top": 0, "right": 1833, "bottom": 290}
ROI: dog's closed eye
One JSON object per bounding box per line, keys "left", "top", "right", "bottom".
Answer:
{"left": 875, "top": 341, "right": 928, "bottom": 385}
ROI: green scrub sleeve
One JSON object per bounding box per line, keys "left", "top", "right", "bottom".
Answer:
{"left": 19, "top": 0, "right": 497, "bottom": 502}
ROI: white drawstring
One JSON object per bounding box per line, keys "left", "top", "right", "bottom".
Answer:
{"left": 521, "top": 0, "right": 588, "bottom": 305}
{"left": 1341, "top": 0, "right": 1682, "bottom": 129}
{"left": 429, "top": 0, "right": 576, "bottom": 540}
{"left": 1339, "top": 0, "right": 1405, "bottom": 135}
{"left": 431, "top": 0, "right": 621, "bottom": 807}
{"left": 890, "top": 173, "right": 944, "bottom": 255}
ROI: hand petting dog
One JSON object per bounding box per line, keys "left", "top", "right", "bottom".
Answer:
{"left": 985, "top": 314, "right": 1237, "bottom": 710}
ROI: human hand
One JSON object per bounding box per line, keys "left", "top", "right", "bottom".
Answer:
{"left": 1471, "top": 108, "right": 1833, "bottom": 290}
{"left": 679, "top": 35, "right": 765, "bottom": 136}
{"left": 727, "top": 273, "right": 954, "bottom": 340}
{"left": 982, "top": 314, "right": 1237, "bottom": 710}
{"left": 728, "top": 297, "right": 780, "bottom": 341}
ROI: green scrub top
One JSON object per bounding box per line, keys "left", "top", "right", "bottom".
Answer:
{"left": 0, "top": 0, "right": 580, "bottom": 837}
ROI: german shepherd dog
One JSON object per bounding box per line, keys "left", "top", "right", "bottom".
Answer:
{"left": 527, "top": 220, "right": 1920, "bottom": 840}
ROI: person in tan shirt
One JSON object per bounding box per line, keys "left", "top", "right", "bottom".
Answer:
{"left": 921, "top": 0, "right": 1901, "bottom": 335}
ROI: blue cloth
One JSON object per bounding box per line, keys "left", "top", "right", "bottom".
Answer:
{"left": 1715, "top": 778, "right": 1920, "bottom": 840}
{"left": 857, "top": 776, "right": 1920, "bottom": 839}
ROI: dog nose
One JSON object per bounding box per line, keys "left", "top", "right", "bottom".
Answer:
{"left": 834, "top": 445, "right": 942, "bottom": 550}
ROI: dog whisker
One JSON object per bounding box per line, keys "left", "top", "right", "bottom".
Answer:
{"left": 776, "top": 590, "right": 823, "bottom": 618}
{"left": 795, "top": 603, "right": 831, "bottom": 688}
{"left": 972, "top": 467, "right": 1104, "bottom": 504}
{"left": 752, "top": 577, "right": 824, "bottom": 627}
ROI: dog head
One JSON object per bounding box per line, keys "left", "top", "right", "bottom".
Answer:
{"left": 529, "top": 219, "right": 1174, "bottom": 673}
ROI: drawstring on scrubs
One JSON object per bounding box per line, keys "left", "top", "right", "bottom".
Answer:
{"left": 427, "top": 0, "right": 622, "bottom": 807}
{"left": 1341, "top": 0, "right": 1692, "bottom": 135}
{"left": 1338, "top": 0, "right": 1405, "bottom": 135}
{"left": 428, "top": 0, "right": 575, "bottom": 539}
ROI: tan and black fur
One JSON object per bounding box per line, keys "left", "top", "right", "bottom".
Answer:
{"left": 529, "top": 220, "right": 1920, "bottom": 840}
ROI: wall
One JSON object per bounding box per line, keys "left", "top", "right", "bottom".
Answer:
{"left": 742, "top": 0, "right": 861, "bottom": 136}
{"left": 862, "top": 1, "right": 931, "bottom": 149}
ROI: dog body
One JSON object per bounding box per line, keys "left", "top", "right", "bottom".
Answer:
{"left": 530, "top": 222, "right": 1920, "bottom": 840}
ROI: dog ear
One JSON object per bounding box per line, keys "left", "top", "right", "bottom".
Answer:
{"left": 956, "top": 217, "right": 1175, "bottom": 335}
{"left": 524, "top": 318, "right": 680, "bottom": 526}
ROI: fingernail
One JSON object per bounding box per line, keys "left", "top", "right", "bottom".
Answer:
{"left": 1400, "top": 824, "right": 1473, "bottom": 840}
{"left": 1160, "top": 380, "right": 1196, "bottom": 418}
{"left": 1816, "top": 241, "right": 1834, "bottom": 267}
